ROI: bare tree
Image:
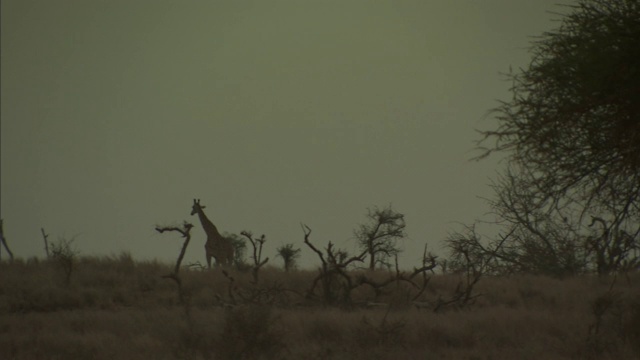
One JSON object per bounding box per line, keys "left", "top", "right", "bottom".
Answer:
{"left": 355, "top": 205, "right": 407, "bottom": 270}
{"left": 41, "top": 228, "right": 50, "bottom": 259}
{"left": 587, "top": 216, "right": 640, "bottom": 274}
{"left": 487, "top": 169, "right": 591, "bottom": 276}
{"left": 302, "top": 224, "right": 367, "bottom": 306}
{"left": 241, "top": 231, "right": 269, "bottom": 282}
{"left": 356, "top": 244, "right": 438, "bottom": 305}
{"left": 438, "top": 226, "right": 513, "bottom": 311}
{"left": 155, "top": 222, "right": 194, "bottom": 277}
{"left": 302, "top": 224, "right": 438, "bottom": 309}
{"left": 155, "top": 221, "right": 194, "bottom": 306}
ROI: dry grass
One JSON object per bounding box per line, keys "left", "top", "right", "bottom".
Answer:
{"left": 1, "top": 255, "right": 639, "bottom": 359}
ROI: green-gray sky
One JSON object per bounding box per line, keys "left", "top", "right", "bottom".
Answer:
{"left": 1, "top": 0, "right": 568, "bottom": 268}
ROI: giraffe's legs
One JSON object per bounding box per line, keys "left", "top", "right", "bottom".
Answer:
{"left": 206, "top": 253, "right": 212, "bottom": 269}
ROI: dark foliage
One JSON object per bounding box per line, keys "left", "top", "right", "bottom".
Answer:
{"left": 475, "top": 0, "right": 640, "bottom": 275}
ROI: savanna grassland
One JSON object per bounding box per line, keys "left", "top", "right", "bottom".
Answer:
{"left": 0, "top": 255, "right": 639, "bottom": 360}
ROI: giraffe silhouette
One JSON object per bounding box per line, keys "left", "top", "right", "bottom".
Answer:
{"left": 190, "top": 199, "right": 234, "bottom": 268}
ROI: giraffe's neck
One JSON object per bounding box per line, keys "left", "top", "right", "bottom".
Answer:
{"left": 197, "top": 210, "right": 220, "bottom": 236}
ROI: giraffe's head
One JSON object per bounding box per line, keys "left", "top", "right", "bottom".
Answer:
{"left": 191, "top": 199, "right": 206, "bottom": 216}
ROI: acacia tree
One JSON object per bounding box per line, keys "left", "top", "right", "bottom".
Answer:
{"left": 224, "top": 232, "right": 248, "bottom": 267}
{"left": 276, "top": 243, "right": 301, "bottom": 272}
{"left": 355, "top": 205, "right": 407, "bottom": 270}
{"left": 473, "top": 0, "right": 640, "bottom": 275}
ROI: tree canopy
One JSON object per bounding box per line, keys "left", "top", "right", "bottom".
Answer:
{"left": 480, "top": 0, "right": 639, "bottom": 211}
{"left": 469, "top": 0, "right": 640, "bottom": 275}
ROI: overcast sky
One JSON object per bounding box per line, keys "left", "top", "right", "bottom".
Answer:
{"left": 1, "top": 0, "right": 569, "bottom": 268}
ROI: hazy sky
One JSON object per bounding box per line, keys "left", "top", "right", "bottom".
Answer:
{"left": 1, "top": 1, "right": 569, "bottom": 268}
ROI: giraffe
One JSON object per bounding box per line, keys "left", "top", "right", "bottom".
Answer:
{"left": 190, "top": 199, "right": 234, "bottom": 268}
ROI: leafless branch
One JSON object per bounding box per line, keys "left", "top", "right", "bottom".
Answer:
{"left": 241, "top": 230, "right": 269, "bottom": 282}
